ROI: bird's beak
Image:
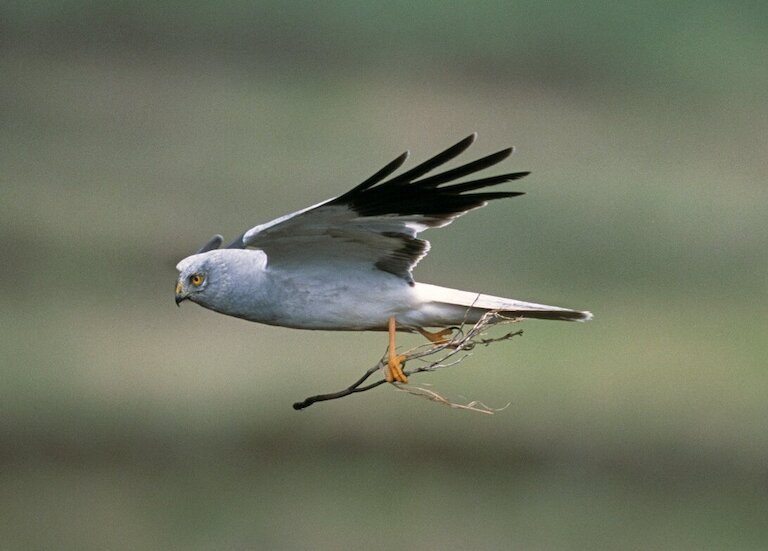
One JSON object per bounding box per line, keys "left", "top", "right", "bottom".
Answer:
{"left": 175, "top": 280, "right": 187, "bottom": 306}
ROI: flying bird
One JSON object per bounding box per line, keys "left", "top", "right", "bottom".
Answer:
{"left": 175, "top": 134, "right": 592, "bottom": 383}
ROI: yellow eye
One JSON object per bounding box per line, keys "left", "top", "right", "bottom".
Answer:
{"left": 189, "top": 273, "right": 204, "bottom": 286}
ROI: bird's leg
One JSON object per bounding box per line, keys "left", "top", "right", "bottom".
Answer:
{"left": 386, "top": 317, "right": 409, "bottom": 383}
{"left": 416, "top": 327, "right": 455, "bottom": 345}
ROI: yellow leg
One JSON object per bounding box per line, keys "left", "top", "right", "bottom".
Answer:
{"left": 416, "top": 327, "right": 454, "bottom": 344}
{"left": 386, "top": 317, "right": 408, "bottom": 383}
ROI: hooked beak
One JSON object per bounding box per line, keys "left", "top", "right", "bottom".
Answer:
{"left": 175, "top": 280, "right": 188, "bottom": 306}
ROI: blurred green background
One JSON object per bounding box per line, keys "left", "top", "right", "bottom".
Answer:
{"left": 2, "top": 1, "right": 767, "bottom": 549}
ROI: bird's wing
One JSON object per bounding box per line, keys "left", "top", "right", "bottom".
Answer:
{"left": 226, "top": 134, "right": 529, "bottom": 283}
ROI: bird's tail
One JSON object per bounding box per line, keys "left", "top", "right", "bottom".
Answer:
{"left": 408, "top": 283, "right": 592, "bottom": 327}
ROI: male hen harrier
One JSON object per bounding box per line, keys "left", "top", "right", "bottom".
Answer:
{"left": 175, "top": 134, "right": 592, "bottom": 383}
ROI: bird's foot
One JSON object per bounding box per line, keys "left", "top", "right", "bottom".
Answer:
{"left": 386, "top": 316, "right": 409, "bottom": 383}
{"left": 386, "top": 354, "right": 409, "bottom": 383}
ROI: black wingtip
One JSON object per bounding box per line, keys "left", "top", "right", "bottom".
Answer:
{"left": 412, "top": 147, "right": 516, "bottom": 188}
{"left": 499, "top": 170, "right": 530, "bottom": 182}
{"left": 473, "top": 146, "right": 512, "bottom": 165}
{"left": 345, "top": 150, "right": 410, "bottom": 195}
{"left": 462, "top": 132, "right": 478, "bottom": 147}
{"left": 331, "top": 134, "right": 527, "bottom": 219}
{"left": 385, "top": 134, "right": 480, "bottom": 185}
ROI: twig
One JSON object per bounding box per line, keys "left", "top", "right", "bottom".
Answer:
{"left": 292, "top": 364, "right": 385, "bottom": 410}
{"left": 393, "top": 384, "right": 511, "bottom": 414}
{"left": 292, "top": 312, "right": 523, "bottom": 411}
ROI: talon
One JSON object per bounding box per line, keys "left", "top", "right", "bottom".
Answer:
{"left": 386, "top": 354, "right": 408, "bottom": 383}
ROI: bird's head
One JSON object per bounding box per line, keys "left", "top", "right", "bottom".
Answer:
{"left": 175, "top": 252, "right": 224, "bottom": 307}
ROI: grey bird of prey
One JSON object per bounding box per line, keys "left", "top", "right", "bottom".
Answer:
{"left": 175, "top": 134, "right": 592, "bottom": 383}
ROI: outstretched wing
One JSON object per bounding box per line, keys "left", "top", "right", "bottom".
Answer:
{"left": 222, "top": 134, "right": 529, "bottom": 283}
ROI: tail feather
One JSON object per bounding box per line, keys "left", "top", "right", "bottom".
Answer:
{"left": 408, "top": 283, "right": 592, "bottom": 327}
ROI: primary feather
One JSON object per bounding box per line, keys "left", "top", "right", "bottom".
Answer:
{"left": 236, "top": 133, "right": 528, "bottom": 284}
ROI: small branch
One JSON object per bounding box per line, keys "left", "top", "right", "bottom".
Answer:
{"left": 292, "top": 364, "right": 384, "bottom": 410}
{"left": 292, "top": 312, "right": 523, "bottom": 411}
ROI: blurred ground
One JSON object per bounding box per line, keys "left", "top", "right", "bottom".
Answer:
{"left": 2, "top": 2, "right": 768, "bottom": 549}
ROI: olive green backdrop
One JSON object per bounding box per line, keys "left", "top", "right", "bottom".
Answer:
{"left": 2, "top": 2, "right": 767, "bottom": 549}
